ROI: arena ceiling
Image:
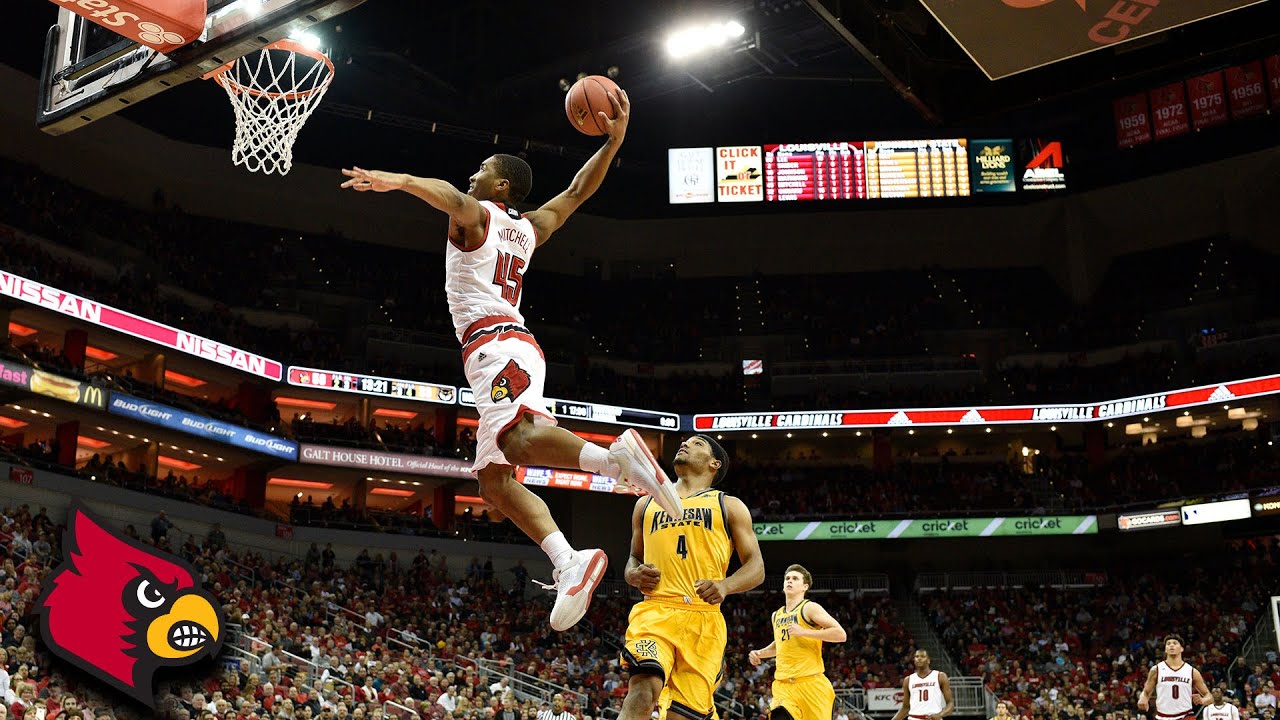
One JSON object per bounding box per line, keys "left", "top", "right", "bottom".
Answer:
{"left": 4, "top": 0, "right": 1279, "bottom": 217}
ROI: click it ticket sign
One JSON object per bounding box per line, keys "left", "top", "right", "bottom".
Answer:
{"left": 716, "top": 146, "right": 763, "bottom": 202}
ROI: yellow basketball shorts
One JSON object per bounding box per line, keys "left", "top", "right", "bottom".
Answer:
{"left": 770, "top": 674, "right": 835, "bottom": 720}
{"left": 622, "top": 600, "right": 727, "bottom": 719}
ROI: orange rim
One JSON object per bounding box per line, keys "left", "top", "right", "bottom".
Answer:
{"left": 204, "top": 39, "right": 335, "bottom": 100}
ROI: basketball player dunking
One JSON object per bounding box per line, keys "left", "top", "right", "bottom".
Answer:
{"left": 891, "top": 650, "right": 954, "bottom": 720}
{"left": 748, "top": 564, "right": 847, "bottom": 720}
{"left": 1137, "top": 634, "right": 1211, "bottom": 720}
{"left": 340, "top": 88, "right": 682, "bottom": 632}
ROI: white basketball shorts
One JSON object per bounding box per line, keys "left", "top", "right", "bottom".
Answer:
{"left": 461, "top": 318, "right": 556, "bottom": 473}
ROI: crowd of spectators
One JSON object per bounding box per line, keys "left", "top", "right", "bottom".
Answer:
{"left": 925, "top": 536, "right": 1280, "bottom": 720}
{"left": 731, "top": 430, "right": 1279, "bottom": 520}
{"left": 4, "top": 496, "right": 1278, "bottom": 720}
{"left": 3, "top": 158, "right": 1279, "bottom": 417}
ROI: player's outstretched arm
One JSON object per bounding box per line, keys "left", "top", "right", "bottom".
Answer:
{"left": 524, "top": 89, "right": 630, "bottom": 246}
{"left": 790, "top": 602, "right": 847, "bottom": 644}
{"left": 694, "top": 496, "right": 764, "bottom": 604}
{"left": 340, "top": 168, "right": 485, "bottom": 229}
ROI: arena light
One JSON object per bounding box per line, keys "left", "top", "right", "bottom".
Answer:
{"left": 7, "top": 322, "right": 38, "bottom": 337}
{"left": 373, "top": 408, "right": 418, "bottom": 420}
{"left": 77, "top": 436, "right": 111, "bottom": 449}
{"left": 0, "top": 416, "right": 29, "bottom": 429}
{"left": 290, "top": 30, "right": 323, "bottom": 51}
{"left": 666, "top": 20, "right": 746, "bottom": 59}
{"left": 158, "top": 455, "right": 201, "bottom": 471}
{"left": 268, "top": 477, "right": 333, "bottom": 489}
{"left": 164, "top": 370, "right": 207, "bottom": 388}
{"left": 275, "top": 396, "right": 338, "bottom": 410}
{"left": 370, "top": 488, "right": 415, "bottom": 497}
{"left": 84, "top": 346, "right": 118, "bottom": 361}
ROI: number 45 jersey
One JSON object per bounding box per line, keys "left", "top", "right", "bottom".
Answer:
{"left": 642, "top": 490, "right": 734, "bottom": 608}
{"left": 446, "top": 200, "right": 538, "bottom": 344}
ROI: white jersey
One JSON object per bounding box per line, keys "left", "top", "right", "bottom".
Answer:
{"left": 1154, "top": 661, "right": 1194, "bottom": 718}
{"left": 1204, "top": 703, "right": 1240, "bottom": 720}
{"left": 907, "top": 670, "right": 944, "bottom": 717}
{"left": 446, "top": 200, "right": 539, "bottom": 343}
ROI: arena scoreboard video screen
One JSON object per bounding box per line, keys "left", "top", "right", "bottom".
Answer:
{"left": 287, "top": 366, "right": 457, "bottom": 404}
{"left": 671, "top": 137, "right": 1048, "bottom": 204}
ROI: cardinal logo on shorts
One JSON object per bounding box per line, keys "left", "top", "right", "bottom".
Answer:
{"left": 491, "top": 360, "right": 531, "bottom": 403}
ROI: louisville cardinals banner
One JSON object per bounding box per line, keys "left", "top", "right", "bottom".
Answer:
{"left": 1267, "top": 55, "right": 1280, "bottom": 110}
{"left": 1187, "top": 71, "right": 1229, "bottom": 130}
{"left": 918, "top": 0, "right": 1267, "bottom": 80}
{"left": 37, "top": 505, "right": 225, "bottom": 706}
{"left": 1226, "top": 61, "right": 1267, "bottom": 119}
{"left": 1148, "top": 81, "right": 1190, "bottom": 140}
{"left": 1113, "top": 93, "right": 1152, "bottom": 148}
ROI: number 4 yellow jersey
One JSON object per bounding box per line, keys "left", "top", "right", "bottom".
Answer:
{"left": 642, "top": 490, "right": 734, "bottom": 609}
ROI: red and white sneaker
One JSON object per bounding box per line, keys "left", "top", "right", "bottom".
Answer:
{"left": 610, "top": 429, "right": 683, "bottom": 517}
{"left": 543, "top": 549, "right": 609, "bottom": 632}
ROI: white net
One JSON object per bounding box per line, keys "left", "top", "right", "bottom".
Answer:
{"left": 212, "top": 40, "right": 335, "bottom": 176}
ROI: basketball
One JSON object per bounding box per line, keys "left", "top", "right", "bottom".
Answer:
{"left": 565, "top": 75, "right": 621, "bottom": 136}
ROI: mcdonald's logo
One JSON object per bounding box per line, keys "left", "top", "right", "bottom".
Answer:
{"left": 79, "top": 385, "right": 106, "bottom": 410}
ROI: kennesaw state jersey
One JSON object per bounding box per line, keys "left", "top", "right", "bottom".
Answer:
{"left": 642, "top": 490, "right": 734, "bottom": 609}
{"left": 446, "top": 201, "right": 539, "bottom": 343}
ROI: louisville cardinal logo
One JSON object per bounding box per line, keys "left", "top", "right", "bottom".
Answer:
{"left": 491, "top": 359, "right": 531, "bottom": 403}
{"left": 36, "top": 504, "right": 224, "bottom": 706}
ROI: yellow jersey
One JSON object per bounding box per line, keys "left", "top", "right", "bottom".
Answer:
{"left": 642, "top": 489, "right": 734, "bottom": 609}
{"left": 772, "top": 599, "right": 825, "bottom": 679}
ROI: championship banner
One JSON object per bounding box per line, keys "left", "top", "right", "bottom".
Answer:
{"left": 1267, "top": 55, "right": 1280, "bottom": 110}
{"left": 1226, "top": 62, "right": 1267, "bottom": 119}
{"left": 715, "top": 146, "right": 763, "bottom": 202}
{"left": 918, "top": 0, "right": 1266, "bottom": 81}
{"left": 1148, "top": 82, "right": 1190, "bottom": 141}
{"left": 0, "top": 357, "right": 107, "bottom": 410}
{"left": 753, "top": 515, "right": 1097, "bottom": 541}
{"left": 1187, "top": 71, "right": 1229, "bottom": 130}
{"left": 1113, "top": 93, "right": 1152, "bottom": 148}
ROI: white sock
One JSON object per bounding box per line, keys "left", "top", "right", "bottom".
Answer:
{"left": 579, "top": 442, "right": 620, "bottom": 478}
{"left": 540, "top": 531, "right": 577, "bottom": 571}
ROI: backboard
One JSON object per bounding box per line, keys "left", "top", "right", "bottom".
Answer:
{"left": 38, "top": 0, "right": 366, "bottom": 135}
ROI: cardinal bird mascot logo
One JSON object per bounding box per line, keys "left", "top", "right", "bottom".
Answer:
{"left": 490, "top": 359, "right": 531, "bottom": 403}
{"left": 36, "top": 504, "right": 225, "bottom": 706}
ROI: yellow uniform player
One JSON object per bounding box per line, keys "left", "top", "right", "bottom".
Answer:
{"left": 618, "top": 435, "right": 764, "bottom": 720}
{"left": 749, "top": 565, "right": 847, "bottom": 720}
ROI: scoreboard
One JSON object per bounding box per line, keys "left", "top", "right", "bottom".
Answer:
{"left": 674, "top": 137, "right": 1036, "bottom": 204}
{"left": 865, "top": 139, "right": 969, "bottom": 198}
{"left": 764, "top": 142, "right": 863, "bottom": 201}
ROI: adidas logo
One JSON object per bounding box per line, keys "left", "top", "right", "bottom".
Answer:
{"left": 1206, "top": 385, "right": 1235, "bottom": 402}
{"left": 960, "top": 409, "right": 985, "bottom": 423}
{"left": 887, "top": 411, "right": 912, "bottom": 426}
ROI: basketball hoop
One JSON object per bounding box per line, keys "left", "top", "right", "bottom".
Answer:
{"left": 206, "top": 39, "right": 335, "bottom": 176}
